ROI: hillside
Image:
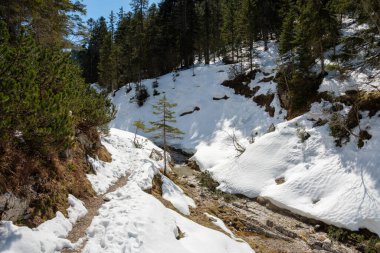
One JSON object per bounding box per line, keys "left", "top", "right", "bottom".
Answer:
{"left": 1, "top": 0, "right": 380, "bottom": 252}
{"left": 108, "top": 29, "right": 380, "bottom": 238}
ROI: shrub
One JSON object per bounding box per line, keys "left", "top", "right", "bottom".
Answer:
{"left": 136, "top": 85, "right": 149, "bottom": 106}
{"left": 329, "top": 113, "right": 351, "bottom": 147}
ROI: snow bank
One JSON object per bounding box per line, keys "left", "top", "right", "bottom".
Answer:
{"left": 82, "top": 128, "right": 255, "bottom": 253}
{"left": 87, "top": 128, "right": 165, "bottom": 194}
{"left": 0, "top": 195, "right": 87, "bottom": 253}
{"left": 161, "top": 175, "right": 196, "bottom": 215}
{"left": 204, "top": 102, "right": 380, "bottom": 235}
{"left": 83, "top": 183, "right": 254, "bottom": 253}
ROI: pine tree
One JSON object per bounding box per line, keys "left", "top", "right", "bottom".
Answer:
{"left": 0, "top": 0, "right": 85, "bottom": 46}
{"left": 0, "top": 24, "right": 115, "bottom": 151}
{"left": 239, "top": 0, "right": 259, "bottom": 71}
{"left": 147, "top": 96, "right": 184, "bottom": 175}
{"left": 292, "top": 0, "right": 338, "bottom": 74}
{"left": 222, "top": 0, "right": 241, "bottom": 62}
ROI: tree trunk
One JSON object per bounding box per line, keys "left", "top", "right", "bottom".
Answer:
{"left": 249, "top": 39, "right": 253, "bottom": 72}
{"left": 163, "top": 103, "right": 167, "bottom": 175}
{"left": 320, "top": 41, "right": 325, "bottom": 75}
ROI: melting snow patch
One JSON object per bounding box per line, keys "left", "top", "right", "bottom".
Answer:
{"left": 161, "top": 175, "right": 196, "bottom": 215}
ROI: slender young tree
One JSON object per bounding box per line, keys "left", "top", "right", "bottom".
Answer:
{"left": 132, "top": 120, "right": 146, "bottom": 147}
{"left": 147, "top": 96, "right": 184, "bottom": 175}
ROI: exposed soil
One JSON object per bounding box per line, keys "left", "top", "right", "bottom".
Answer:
{"left": 61, "top": 175, "right": 130, "bottom": 253}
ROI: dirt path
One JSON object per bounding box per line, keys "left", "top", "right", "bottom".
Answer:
{"left": 61, "top": 175, "right": 129, "bottom": 253}
{"left": 169, "top": 165, "right": 358, "bottom": 253}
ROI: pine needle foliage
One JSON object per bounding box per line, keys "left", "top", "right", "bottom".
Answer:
{"left": 0, "top": 23, "right": 115, "bottom": 154}
{"left": 147, "top": 95, "right": 184, "bottom": 174}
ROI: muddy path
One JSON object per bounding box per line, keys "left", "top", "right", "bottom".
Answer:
{"left": 167, "top": 163, "right": 358, "bottom": 253}
{"left": 61, "top": 175, "right": 129, "bottom": 253}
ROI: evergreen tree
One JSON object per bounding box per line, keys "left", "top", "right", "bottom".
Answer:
{"left": 0, "top": 23, "right": 115, "bottom": 152}
{"left": 291, "top": 0, "right": 339, "bottom": 74}
{"left": 222, "top": 0, "right": 241, "bottom": 62}
{"left": 147, "top": 96, "right": 184, "bottom": 175}
{"left": 0, "top": 0, "right": 85, "bottom": 46}
{"left": 239, "top": 0, "right": 259, "bottom": 71}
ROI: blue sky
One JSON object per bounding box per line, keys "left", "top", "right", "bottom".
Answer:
{"left": 81, "top": 0, "right": 159, "bottom": 19}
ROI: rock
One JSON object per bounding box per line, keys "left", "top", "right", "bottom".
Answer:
{"left": 77, "top": 133, "right": 93, "bottom": 150}
{"left": 275, "top": 177, "right": 285, "bottom": 185}
{"left": 322, "top": 239, "right": 332, "bottom": 250}
{"left": 150, "top": 148, "right": 163, "bottom": 161}
{"left": 267, "top": 123, "right": 276, "bottom": 133}
{"left": 310, "top": 241, "right": 324, "bottom": 250}
{"left": 103, "top": 196, "right": 112, "bottom": 202}
{"left": 187, "top": 160, "right": 200, "bottom": 171}
{"left": 188, "top": 183, "right": 196, "bottom": 188}
{"left": 0, "top": 193, "right": 30, "bottom": 222}
{"left": 256, "top": 196, "right": 268, "bottom": 205}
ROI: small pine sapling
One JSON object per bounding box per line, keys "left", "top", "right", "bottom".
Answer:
{"left": 146, "top": 95, "right": 184, "bottom": 174}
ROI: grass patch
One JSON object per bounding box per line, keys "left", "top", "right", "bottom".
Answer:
{"left": 327, "top": 226, "right": 380, "bottom": 252}
{"left": 197, "top": 171, "right": 238, "bottom": 203}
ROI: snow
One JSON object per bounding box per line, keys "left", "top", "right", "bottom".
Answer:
{"left": 83, "top": 182, "right": 254, "bottom": 253}
{"left": 107, "top": 39, "right": 380, "bottom": 236}
{"left": 82, "top": 129, "right": 254, "bottom": 253}
{"left": 161, "top": 175, "right": 196, "bottom": 215}
{"left": 87, "top": 129, "right": 165, "bottom": 194}
{"left": 204, "top": 213, "right": 244, "bottom": 242}
{"left": 318, "top": 18, "right": 380, "bottom": 95}
{"left": 171, "top": 209, "right": 254, "bottom": 253}
{"left": 206, "top": 102, "right": 380, "bottom": 235}
{"left": 0, "top": 195, "right": 87, "bottom": 253}
{"left": 110, "top": 42, "right": 284, "bottom": 154}
{"left": 319, "top": 67, "right": 380, "bottom": 96}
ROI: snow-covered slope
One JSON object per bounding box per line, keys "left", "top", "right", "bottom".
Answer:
{"left": 206, "top": 102, "right": 380, "bottom": 235}
{"left": 110, "top": 42, "right": 284, "bottom": 155}
{"left": 109, "top": 40, "right": 380, "bottom": 236}
{"left": 83, "top": 129, "right": 254, "bottom": 253}
{"left": 83, "top": 183, "right": 253, "bottom": 253}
